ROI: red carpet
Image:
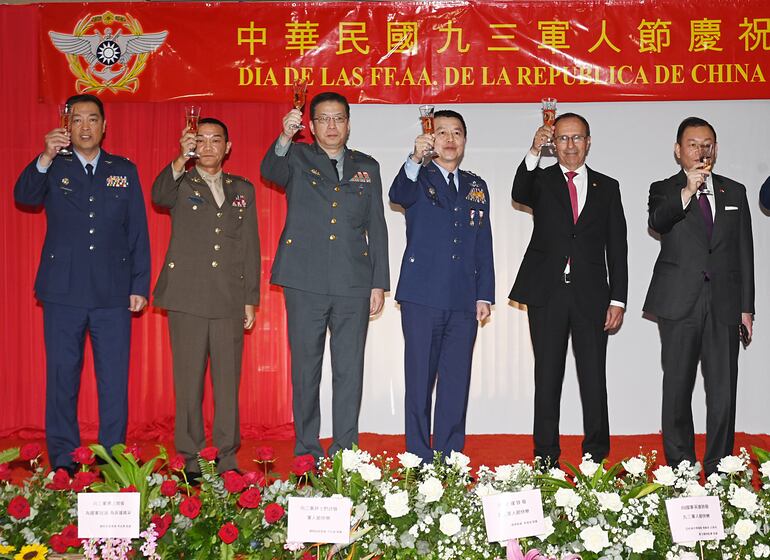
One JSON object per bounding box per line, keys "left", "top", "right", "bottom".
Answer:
{"left": 3, "top": 432, "right": 770, "bottom": 480}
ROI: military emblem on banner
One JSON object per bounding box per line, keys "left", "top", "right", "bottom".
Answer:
{"left": 49, "top": 11, "right": 167, "bottom": 94}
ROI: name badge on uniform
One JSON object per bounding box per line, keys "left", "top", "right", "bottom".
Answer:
{"left": 232, "top": 194, "right": 247, "bottom": 208}
{"left": 106, "top": 175, "right": 128, "bottom": 188}
{"left": 466, "top": 182, "right": 486, "bottom": 204}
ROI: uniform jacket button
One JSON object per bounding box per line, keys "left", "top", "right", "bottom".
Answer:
{"left": 211, "top": 261, "right": 219, "bottom": 268}
{"left": 168, "top": 262, "right": 175, "bottom": 269}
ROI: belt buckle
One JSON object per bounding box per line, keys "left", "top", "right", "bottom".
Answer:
{"left": 563, "top": 272, "right": 571, "bottom": 284}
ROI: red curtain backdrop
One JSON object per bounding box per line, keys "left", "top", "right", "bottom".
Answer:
{"left": 0, "top": 7, "right": 294, "bottom": 440}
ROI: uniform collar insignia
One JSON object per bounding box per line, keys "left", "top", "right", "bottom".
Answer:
{"left": 310, "top": 168, "right": 321, "bottom": 176}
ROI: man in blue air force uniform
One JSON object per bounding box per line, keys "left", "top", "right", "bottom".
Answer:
{"left": 389, "top": 109, "right": 495, "bottom": 462}
{"left": 14, "top": 94, "right": 150, "bottom": 473}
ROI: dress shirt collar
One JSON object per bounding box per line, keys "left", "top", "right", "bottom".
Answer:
{"left": 74, "top": 148, "right": 101, "bottom": 172}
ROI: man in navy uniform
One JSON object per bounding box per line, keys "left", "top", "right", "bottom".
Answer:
{"left": 14, "top": 94, "right": 150, "bottom": 473}
{"left": 389, "top": 109, "right": 495, "bottom": 462}
{"left": 261, "top": 92, "right": 389, "bottom": 459}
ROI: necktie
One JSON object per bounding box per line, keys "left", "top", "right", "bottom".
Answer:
{"left": 85, "top": 163, "right": 94, "bottom": 180}
{"left": 206, "top": 177, "right": 225, "bottom": 208}
{"left": 447, "top": 172, "right": 456, "bottom": 193}
{"left": 565, "top": 171, "right": 579, "bottom": 223}
{"left": 330, "top": 158, "right": 340, "bottom": 181}
{"left": 698, "top": 184, "right": 713, "bottom": 239}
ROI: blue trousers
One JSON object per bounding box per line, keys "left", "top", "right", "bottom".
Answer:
{"left": 42, "top": 302, "right": 131, "bottom": 469}
{"left": 401, "top": 301, "right": 478, "bottom": 462}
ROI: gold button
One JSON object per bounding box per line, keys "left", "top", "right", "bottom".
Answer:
{"left": 211, "top": 261, "right": 219, "bottom": 268}
{"left": 168, "top": 262, "right": 175, "bottom": 269}
{"left": 215, "top": 227, "right": 222, "bottom": 234}
{"left": 217, "top": 211, "right": 223, "bottom": 218}
{"left": 329, "top": 234, "right": 336, "bottom": 240}
{"left": 285, "top": 238, "right": 293, "bottom": 245}
{"left": 192, "top": 205, "right": 198, "bottom": 210}
{"left": 214, "top": 244, "right": 221, "bottom": 251}
{"left": 238, "top": 216, "right": 243, "bottom": 220}
{"left": 311, "top": 181, "right": 317, "bottom": 186}
{"left": 330, "top": 218, "right": 337, "bottom": 224}
{"left": 334, "top": 186, "right": 341, "bottom": 192}
{"left": 363, "top": 251, "right": 368, "bottom": 256}
{"left": 332, "top": 201, "right": 338, "bottom": 208}
{"left": 239, "top": 208, "right": 244, "bottom": 213}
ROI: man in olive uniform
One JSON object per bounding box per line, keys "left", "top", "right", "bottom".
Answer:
{"left": 153, "top": 118, "right": 260, "bottom": 476}
{"left": 260, "top": 92, "right": 389, "bottom": 459}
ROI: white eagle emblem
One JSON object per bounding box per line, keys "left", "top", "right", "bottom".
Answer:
{"left": 49, "top": 11, "right": 167, "bottom": 94}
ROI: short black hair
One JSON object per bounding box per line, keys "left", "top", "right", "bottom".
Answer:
{"left": 199, "top": 117, "right": 229, "bottom": 142}
{"left": 66, "top": 94, "right": 104, "bottom": 119}
{"left": 554, "top": 112, "right": 590, "bottom": 137}
{"left": 434, "top": 109, "right": 467, "bottom": 137}
{"left": 310, "top": 92, "right": 350, "bottom": 119}
{"left": 676, "top": 116, "right": 717, "bottom": 144}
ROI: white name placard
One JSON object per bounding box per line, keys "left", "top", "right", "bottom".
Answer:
{"left": 482, "top": 489, "right": 546, "bottom": 543}
{"left": 665, "top": 496, "right": 725, "bottom": 543}
{"left": 287, "top": 496, "right": 352, "bottom": 544}
{"left": 78, "top": 492, "right": 140, "bottom": 538}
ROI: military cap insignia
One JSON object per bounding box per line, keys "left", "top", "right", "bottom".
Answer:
{"left": 232, "top": 194, "right": 248, "bottom": 208}
{"left": 106, "top": 175, "right": 128, "bottom": 188}
{"left": 466, "top": 183, "right": 487, "bottom": 204}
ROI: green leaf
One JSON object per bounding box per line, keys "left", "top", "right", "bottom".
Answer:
{"left": 0, "top": 447, "right": 20, "bottom": 464}
{"left": 752, "top": 446, "right": 770, "bottom": 464}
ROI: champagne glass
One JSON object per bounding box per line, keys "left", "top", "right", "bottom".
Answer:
{"left": 290, "top": 79, "right": 307, "bottom": 130}
{"left": 419, "top": 105, "right": 437, "bottom": 167}
{"left": 699, "top": 143, "right": 715, "bottom": 173}
{"left": 184, "top": 105, "right": 201, "bottom": 158}
{"left": 541, "top": 97, "right": 557, "bottom": 153}
{"left": 58, "top": 104, "right": 73, "bottom": 156}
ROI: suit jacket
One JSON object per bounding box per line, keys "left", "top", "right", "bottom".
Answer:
{"left": 389, "top": 162, "right": 495, "bottom": 313}
{"left": 260, "top": 140, "right": 389, "bottom": 298}
{"left": 152, "top": 166, "right": 260, "bottom": 319}
{"left": 643, "top": 170, "right": 754, "bottom": 324}
{"left": 14, "top": 150, "right": 150, "bottom": 308}
{"left": 509, "top": 159, "right": 628, "bottom": 323}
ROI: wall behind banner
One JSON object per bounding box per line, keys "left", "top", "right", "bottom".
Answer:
{"left": 2, "top": 7, "right": 769, "bottom": 445}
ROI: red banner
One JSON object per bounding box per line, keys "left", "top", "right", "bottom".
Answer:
{"left": 39, "top": 1, "right": 770, "bottom": 103}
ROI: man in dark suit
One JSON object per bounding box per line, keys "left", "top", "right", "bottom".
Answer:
{"left": 389, "top": 110, "right": 494, "bottom": 463}
{"left": 510, "top": 113, "right": 628, "bottom": 466}
{"left": 152, "top": 118, "right": 260, "bottom": 476}
{"left": 260, "top": 92, "right": 389, "bottom": 459}
{"left": 644, "top": 117, "right": 754, "bottom": 476}
{"left": 14, "top": 94, "right": 150, "bottom": 473}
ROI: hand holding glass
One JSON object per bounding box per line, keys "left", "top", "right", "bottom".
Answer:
{"left": 184, "top": 105, "right": 201, "bottom": 158}
{"left": 290, "top": 79, "right": 307, "bottom": 130}
{"left": 418, "top": 105, "right": 437, "bottom": 167}
{"left": 540, "top": 97, "right": 557, "bottom": 150}
{"left": 58, "top": 104, "right": 73, "bottom": 156}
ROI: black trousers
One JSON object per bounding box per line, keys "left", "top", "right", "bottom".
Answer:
{"left": 659, "top": 281, "right": 739, "bottom": 476}
{"left": 527, "top": 281, "right": 609, "bottom": 465}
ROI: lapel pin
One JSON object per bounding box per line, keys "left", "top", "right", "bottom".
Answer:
{"left": 61, "top": 178, "right": 70, "bottom": 185}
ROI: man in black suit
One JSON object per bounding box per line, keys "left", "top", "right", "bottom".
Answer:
{"left": 644, "top": 117, "right": 754, "bottom": 476}
{"left": 510, "top": 113, "right": 628, "bottom": 466}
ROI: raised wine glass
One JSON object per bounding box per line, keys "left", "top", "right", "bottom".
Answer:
{"left": 541, "top": 97, "right": 557, "bottom": 155}
{"left": 419, "top": 105, "right": 437, "bottom": 167}
{"left": 58, "top": 104, "right": 73, "bottom": 156}
{"left": 290, "top": 79, "right": 308, "bottom": 130}
{"left": 184, "top": 105, "right": 201, "bottom": 158}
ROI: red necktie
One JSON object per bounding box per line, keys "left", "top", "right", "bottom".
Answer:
{"left": 565, "top": 171, "right": 579, "bottom": 223}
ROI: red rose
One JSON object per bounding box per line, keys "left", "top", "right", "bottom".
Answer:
{"left": 255, "top": 446, "right": 275, "bottom": 462}
{"left": 71, "top": 446, "right": 95, "bottom": 465}
{"left": 125, "top": 443, "right": 141, "bottom": 460}
{"left": 60, "top": 524, "right": 81, "bottom": 548}
{"left": 121, "top": 484, "right": 138, "bottom": 493}
{"left": 243, "top": 470, "right": 266, "bottom": 487}
{"left": 199, "top": 447, "right": 219, "bottom": 462}
{"left": 218, "top": 522, "right": 239, "bottom": 544}
{"left": 264, "top": 502, "right": 285, "bottom": 524}
{"left": 237, "top": 487, "right": 261, "bottom": 509}
{"left": 20, "top": 443, "right": 42, "bottom": 461}
{"left": 151, "top": 513, "right": 172, "bottom": 538}
{"left": 0, "top": 463, "right": 10, "bottom": 482}
{"left": 290, "top": 454, "right": 316, "bottom": 476}
{"left": 222, "top": 470, "right": 246, "bottom": 493}
{"left": 301, "top": 552, "right": 317, "bottom": 560}
{"left": 160, "top": 480, "right": 178, "bottom": 497}
{"left": 179, "top": 496, "right": 202, "bottom": 519}
{"left": 7, "top": 495, "right": 31, "bottom": 519}
{"left": 169, "top": 454, "right": 186, "bottom": 471}
{"left": 47, "top": 468, "right": 71, "bottom": 491}
{"left": 49, "top": 534, "right": 68, "bottom": 554}
{"left": 71, "top": 471, "right": 99, "bottom": 492}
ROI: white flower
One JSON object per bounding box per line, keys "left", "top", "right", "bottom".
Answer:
{"left": 284, "top": 542, "right": 305, "bottom": 552}
{"left": 341, "top": 449, "right": 363, "bottom": 471}
{"left": 595, "top": 491, "right": 623, "bottom": 512}
{"left": 439, "top": 512, "right": 462, "bottom": 536}
{"left": 418, "top": 477, "right": 444, "bottom": 503}
{"left": 622, "top": 457, "right": 647, "bottom": 476}
{"left": 548, "top": 467, "right": 567, "bottom": 481}
{"left": 653, "top": 465, "right": 676, "bottom": 486}
{"left": 580, "top": 525, "right": 610, "bottom": 553}
{"left": 759, "top": 461, "right": 770, "bottom": 479}
{"left": 397, "top": 452, "right": 422, "bottom": 469}
{"left": 384, "top": 490, "right": 410, "bottom": 518}
{"left": 357, "top": 463, "right": 382, "bottom": 482}
{"left": 474, "top": 483, "right": 499, "bottom": 498}
{"left": 625, "top": 527, "right": 655, "bottom": 553}
{"left": 554, "top": 488, "right": 582, "bottom": 509}
{"left": 535, "top": 516, "right": 554, "bottom": 540}
{"left": 717, "top": 455, "right": 745, "bottom": 474}
{"left": 684, "top": 482, "right": 707, "bottom": 497}
{"left": 579, "top": 455, "right": 601, "bottom": 476}
{"left": 729, "top": 486, "right": 758, "bottom": 513}
{"left": 446, "top": 451, "right": 471, "bottom": 473}
{"left": 494, "top": 464, "right": 514, "bottom": 482}
{"left": 733, "top": 519, "right": 757, "bottom": 542}
{"left": 753, "top": 543, "right": 770, "bottom": 558}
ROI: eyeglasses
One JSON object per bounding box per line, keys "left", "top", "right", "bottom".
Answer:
{"left": 313, "top": 115, "right": 348, "bottom": 125}
{"left": 555, "top": 134, "right": 587, "bottom": 144}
